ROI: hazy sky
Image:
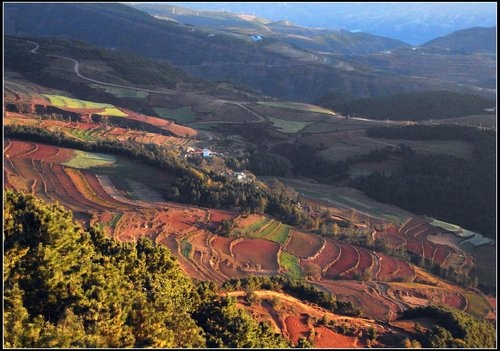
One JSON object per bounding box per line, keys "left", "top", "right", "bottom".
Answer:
{"left": 165, "top": 2, "right": 497, "bottom": 44}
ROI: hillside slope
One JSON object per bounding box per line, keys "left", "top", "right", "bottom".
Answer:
{"left": 423, "top": 26, "right": 496, "bottom": 53}
{"left": 4, "top": 2, "right": 489, "bottom": 102}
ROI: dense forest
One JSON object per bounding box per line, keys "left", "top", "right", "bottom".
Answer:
{"left": 351, "top": 124, "right": 496, "bottom": 237}
{"left": 316, "top": 91, "right": 495, "bottom": 121}
{"left": 4, "top": 190, "right": 292, "bottom": 348}
{"left": 400, "top": 306, "right": 496, "bottom": 348}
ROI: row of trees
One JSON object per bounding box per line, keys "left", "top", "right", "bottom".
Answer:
{"left": 400, "top": 305, "right": 496, "bottom": 348}
{"left": 4, "top": 190, "right": 290, "bottom": 348}
{"left": 221, "top": 276, "right": 360, "bottom": 317}
{"left": 317, "top": 90, "right": 495, "bottom": 121}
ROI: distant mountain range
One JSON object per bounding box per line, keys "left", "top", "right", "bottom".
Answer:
{"left": 4, "top": 3, "right": 495, "bottom": 102}
{"left": 165, "top": 2, "right": 497, "bottom": 45}
{"left": 423, "top": 26, "right": 496, "bottom": 53}
{"left": 129, "top": 3, "right": 410, "bottom": 55}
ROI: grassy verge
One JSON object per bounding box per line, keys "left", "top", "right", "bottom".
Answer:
{"left": 279, "top": 252, "right": 303, "bottom": 279}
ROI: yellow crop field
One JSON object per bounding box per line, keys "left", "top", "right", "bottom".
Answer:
{"left": 42, "top": 94, "right": 128, "bottom": 116}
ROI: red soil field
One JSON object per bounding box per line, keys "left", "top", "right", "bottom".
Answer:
{"left": 211, "top": 235, "right": 234, "bottom": 257}
{"left": 235, "top": 214, "right": 264, "bottom": 229}
{"left": 26, "top": 143, "right": 60, "bottom": 160}
{"left": 43, "top": 147, "right": 75, "bottom": 163}
{"left": 317, "top": 280, "right": 391, "bottom": 321}
{"left": 81, "top": 171, "right": 131, "bottom": 210}
{"left": 433, "top": 243, "right": 452, "bottom": 265}
{"left": 51, "top": 163, "right": 98, "bottom": 211}
{"left": 325, "top": 244, "right": 359, "bottom": 278}
{"left": 375, "top": 232, "right": 406, "bottom": 248}
{"left": 209, "top": 210, "right": 237, "bottom": 223}
{"left": 219, "top": 259, "right": 247, "bottom": 280}
{"left": 5, "top": 139, "right": 36, "bottom": 157}
{"left": 4, "top": 157, "right": 19, "bottom": 177}
{"left": 376, "top": 253, "right": 399, "bottom": 282}
{"left": 343, "top": 247, "right": 373, "bottom": 279}
{"left": 98, "top": 211, "right": 114, "bottom": 223}
{"left": 284, "top": 315, "right": 310, "bottom": 345}
{"left": 305, "top": 239, "right": 341, "bottom": 269}
{"left": 4, "top": 138, "right": 12, "bottom": 153}
{"left": 405, "top": 239, "right": 423, "bottom": 256}
{"left": 399, "top": 217, "right": 429, "bottom": 235}
{"left": 443, "top": 292, "right": 467, "bottom": 310}
{"left": 157, "top": 235, "right": 206, "bottom": 281}
{"left": 232, "top": 238, "right": 280, "bottom": 271}
{"left": 285, "top": 230, "right": 324, "bottom": 259}
{"left": 314, "top": 326, "right": 358, "bottom": 348}
{"left": 422, "top": 241, "right": 435, "bottom": 259}
{"left": 395, "top": 261, "right": 415, "bottom": 282}
{"left": 385, "top": 224, "right": 400, "bottom": 236}
{"left": 119, "top": 108, "right": 198, "bottom": 137}
{"left": 67, "top": 122, "right": 101, "bottom": 130}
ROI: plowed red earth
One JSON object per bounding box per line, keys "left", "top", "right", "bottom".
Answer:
{"left": 376, "top": 253, "right": 399, "bottom": 281}
{"left": 284, "top": 315, "right": 310, "bottom": 344}
{"left": 211, "top": 236, "right": 233, "bottom": 257}
{"left": 231, "top": 239, "right": 280, "bottom": 271}
{"left": 325, "top": 243, "right": 358, "bottom": 278}
{"left": 314, "top": 326, "right": 358, "bottom": 348}
{"left": 286, "top": 230, "right": 324, "bottom": 259}
{"left": 209, "top": 210, "right": 237, "bottom": 223}
{"left": 305, "top": 239, "right": 340, "bottom": 269}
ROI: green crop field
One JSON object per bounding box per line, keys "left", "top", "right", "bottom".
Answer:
{"left": 464, "top": 292, "right": 492, "bottom": 319}
{"left": 244, "top": 217, "right": 272, "bottom": 234}
{"left": 279, "top": 252, "right": 303, "bottom": 279}
{"left": 266, "top": 224, "right": 291, "bottom": 244}
{"left": 89, "top": 83, "right": 149, "bottom": 99}
{"left": 43, "top": 94, "right": 128, "bottom": 116}
{"left": 268, "top": 117, "right": 311, "bottom": 133}
{"left": 180, "top": 238, "right": 192, "bottom": 259}
{"left": 153, "top": 107, "right": 197, "bottom": 123}
{"left": 63, "top": 150, "right": 116, "bottom": 169}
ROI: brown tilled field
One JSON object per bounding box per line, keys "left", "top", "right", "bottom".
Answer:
{"left": 314, "top": 326, "right": 359, "bottom": 348}
{"left": 325, "top": 243, "right": 359, "bottom": 278}
{"left": 285, "top": 230, "right": 324, "bottom": 259}
{"left": 231, "top": 238, "right": 280, "bottom": 271}
{"left": 304, "top": 239, "right": 341, "bottom": 270}
{"left": 284, "top": 315, "right": 310, "bottom": 344}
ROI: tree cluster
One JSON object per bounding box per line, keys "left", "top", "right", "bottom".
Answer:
{"left": 400, "top": 305, "right": 496, "bottom": 348}
{"left": 3, "top": 190, "right": 289, "bottom": 348}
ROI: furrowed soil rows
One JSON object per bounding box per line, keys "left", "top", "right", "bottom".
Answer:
{"left": 7, "top": 139, "right": 36, "bottom": 157}
{"left": 51, "top": 163, "right": 98, "bottom": 211}
{"left": 375, "top": 232, "right": 406, "bottom": 248}
{"left": 285, "top": 230, "right": 324, "bottom": 259}
{"left": 376, "top": 253, "right": 399, "bottom": 282}
{"left": 343, "top": 247, "right": 374, "bottom": 279}
{"left": 395, "top": 261, "right": 415, "bottom": 282}
{"left": 305, "top": 239, "right": 341, "bottom": 270}
{"left": 317, "top": 280, "right": 391, "bottom": 321}
{"left": 81, "top": 171, "right": 132, "bottom": 210}
{"left": 433, "top": 243, "right": 453, "bottom": 266}
{"left": 210, "top": 235, "right": 234, "bottom": 257}
{"left": 325, "top": 244, "right": 359, "bottom": 278}
{"left": 405, "top": 239, "right": 423, "bottom": 256}
{"left": 422, "top": 241, "right": 435, "bottom": 259}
